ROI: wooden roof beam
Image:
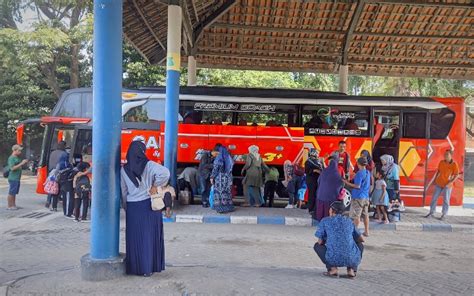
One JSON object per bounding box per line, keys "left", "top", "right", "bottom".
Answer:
{"left": 191, "top": 0, "right": 199, "bottom": 22}
{"left": 212, "top": 23, "right": 474, "bottom": 41}
{"left": 356, "top": 31, "right": 474, "bottom": 41}
{"left": 365, "top": 0, "right": 474, "bottom": 8}
{"left": 341, "top": 0, "right": 366, "bottom": 65}
{"left": 132, "top": 0, "right": 166, "bottom": 50}
{"left": 211, "top": 23, "right": 344, "bottom": 35}
{"left": 124, "top": 33, "right": 151, "bottom": 64}
{"left": 180, "top": 0, "right": 194, "bottom": 49}
{"left": 193, "top": 0, "right": 237, "bottom": 44}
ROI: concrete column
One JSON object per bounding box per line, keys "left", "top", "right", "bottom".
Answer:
{"left": 339, "top": 64, "right": 349, "bottom": 94}
{"left": 164, "top": 4, "right": 182, "bottom": 188}
{"left": 81, "top": 0, "right": 124, "bottom": 281}
{"left": 187, "top": 55, "right": 197, "bottom": 86}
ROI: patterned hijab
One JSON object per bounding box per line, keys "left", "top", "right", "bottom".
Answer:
{"left": 380, "top": 154, "right": 395, "bottom": 175}
{"left": 215, "top": 146, "right": 233, "bottom": 174}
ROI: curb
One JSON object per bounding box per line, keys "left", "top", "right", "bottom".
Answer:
{"left": 165, "top": 214, "right": 473, "bottom": 232}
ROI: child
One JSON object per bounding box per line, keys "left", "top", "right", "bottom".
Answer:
{"left": 285, "top": 163, "right": 304, "bottom": 209}
{"left": 371, "top": 171, "right": 389, "bottom": 224}
{"left": 263, "top": 166, "right": 279, "bottom": 207}
{"left": 297, "top": 176, "right": 307, "bottom": 209}
{"left": 151, "top": 182, "right": 174, "bottom": 218}
{"left": 73, "top": 162, "right": 91, "bottom": 222}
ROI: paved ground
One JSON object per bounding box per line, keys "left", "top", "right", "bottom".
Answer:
{"left": 1, "top": 176, "right": 474, "bottom": 295}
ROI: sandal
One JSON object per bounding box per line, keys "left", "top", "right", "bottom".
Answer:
{"left": 362, "top": 232, "right": 369, "bottom": 237}
{"left": 323, "top": 271, "right": 339, "bottom": 278}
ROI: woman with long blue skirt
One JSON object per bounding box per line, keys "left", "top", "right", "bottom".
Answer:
{"left": 210, "top": 146, "right": 235, "bottom": 214}
{"left": 121, "top": 141, "right": 171, "bottom": 276}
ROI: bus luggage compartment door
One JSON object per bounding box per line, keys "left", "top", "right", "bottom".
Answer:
{"left": 208, "top": 125, "right": 257, "bottom": 164}
{"left": 256, "top": 126, "right": 304, "bottom": 166}
{"left": 178, "top": 124, "right": 210, "bottom": 164}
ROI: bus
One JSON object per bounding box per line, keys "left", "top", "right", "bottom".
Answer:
{"left": 18, "top": 86, "right": 465, "bottom": 207}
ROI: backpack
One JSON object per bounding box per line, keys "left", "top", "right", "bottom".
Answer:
{"left": 57, "top": 167, "right": 74, "bottom": 185}
{"left": 293, "top": 164, "right": 305, "bottom": 177}
{"left": 75, "top": 175, "right": 91, "bottom": 197}
{"left": 2, "top": 165, "right": 9, "bottom": 179}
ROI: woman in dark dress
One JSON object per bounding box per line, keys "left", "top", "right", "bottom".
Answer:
{"left": 120, "top": 141, "right": 171, "bottom": 276}
{"left": 305, "top": 148, "right": 323, "bottom": 214}
{"left": 314, "top": 155, "right": 343, "bottom": 221}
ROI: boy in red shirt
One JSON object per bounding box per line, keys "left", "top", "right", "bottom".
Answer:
{"left": 336, "top": 141, "right": 351, "bottom": 179}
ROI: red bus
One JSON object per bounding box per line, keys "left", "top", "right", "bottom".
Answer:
{"left": 18, "top": 86, "right": 465, "bottom": 207}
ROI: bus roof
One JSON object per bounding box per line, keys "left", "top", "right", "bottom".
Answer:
{"left": 57, "top": 86, "right": 451, "bottom": 114}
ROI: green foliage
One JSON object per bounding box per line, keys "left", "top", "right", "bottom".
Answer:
{"left": 198, "top": 69, "right": 298, "bottom": 88}
{"left": 122, "top": 43, "right": 167, "bottom": 88}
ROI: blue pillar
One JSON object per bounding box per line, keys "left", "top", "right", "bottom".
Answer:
{"left": 164, "top": 4, "right": 182, "bottom": 188}
{"left": 90, "top": 0, "right": 122, "bottom": 260}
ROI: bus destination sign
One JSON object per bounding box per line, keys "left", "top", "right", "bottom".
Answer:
{"left": 194, "top": 102, "right": 276, "bottom": 113}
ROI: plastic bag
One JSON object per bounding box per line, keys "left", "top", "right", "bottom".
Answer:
{"left": 209, "top": 186, "right": 215, "bottom": 209}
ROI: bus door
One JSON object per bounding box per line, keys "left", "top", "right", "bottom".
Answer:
{"left": 71, "top": 125, "right": 92, "bottom": 164}
{"left": 372, "top": 110, "right": 400, "bottom": 166}
{"left": 399, "top": 111, "right": 430, "bottom": 205}
{"left": 36, "top": 123, "right": 76, "bottom": 194}
{"left": 16, "top": 119, "right": 44, "bottom": 175}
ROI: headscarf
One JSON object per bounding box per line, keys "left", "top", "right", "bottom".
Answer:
{"left": 309, "top": 148, "right": 319, "bottom": 159}
{"left": 317, "top": 158, "right": 343, "bottom": 202}
{"left": 214, "top": 146, "right": 233, "bottom": 174}
{"left": 307, "top": 148, "right": 322, "bottom": 171}
{"left": 380, "top": 154, "right": 395, "bottom": 175}
{"left": 361, "top": 150, "right": 372, "bottom": 164}
{"left": 248, "top": 145, "right": 261, "bottom": 161}
{"left": 124, "top": 141, "right": 149, "bottom": 187}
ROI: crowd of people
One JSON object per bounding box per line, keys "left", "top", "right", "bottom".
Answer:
{"left": 3, "top": 139, "right": 460, "bottom": 278}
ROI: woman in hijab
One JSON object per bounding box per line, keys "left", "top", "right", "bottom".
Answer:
{"left": 314, "top": 155, "right": 343, "bottom": 221}
{"left": 242, "top": 145, "right": 266, "bottom": 207}
{"left": 120, "top": 141, "right": 171, "bottom": 277}
{"left": 380, "top": 154, "right": 400, "bottom": 201}
{"left": 306, "top": 148, "right": 323, "bottom": 214}
{"left": 211, "top": 146, "right": 235, "bottom": 213}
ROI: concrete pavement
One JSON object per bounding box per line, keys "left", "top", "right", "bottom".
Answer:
{"left": 1, "top": 220, "right": 473, "bottom": 295}
{"left": 1, "top": 175, "right": 474, "bottom": 295}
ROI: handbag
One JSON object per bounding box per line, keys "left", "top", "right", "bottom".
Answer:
{"left": 151, "top": 185, "right": 176, "bottom": 211}
{"left": 44, "top": 180, "right": 59, "bottom": 195}
{"left": 151, "top": 192, "right": 165, "bottom": 211}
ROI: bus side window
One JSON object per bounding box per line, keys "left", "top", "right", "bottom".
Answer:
{"left": 123, "top": 99, "right": 167, "bottom": 123}
{"left": 236, "top": 104, "right": 297, "bottom": 126}
{"left": 430, "top": 108, "right": 455, "bottom": 139}
{"left": 82, "top": 92, "right": 93, "bottom": 118}
{"left": 403, "top": 112, "right": 427, "bottom": 138}
{"left": 303, "top": 106, "right": 370, "bottom": 137}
